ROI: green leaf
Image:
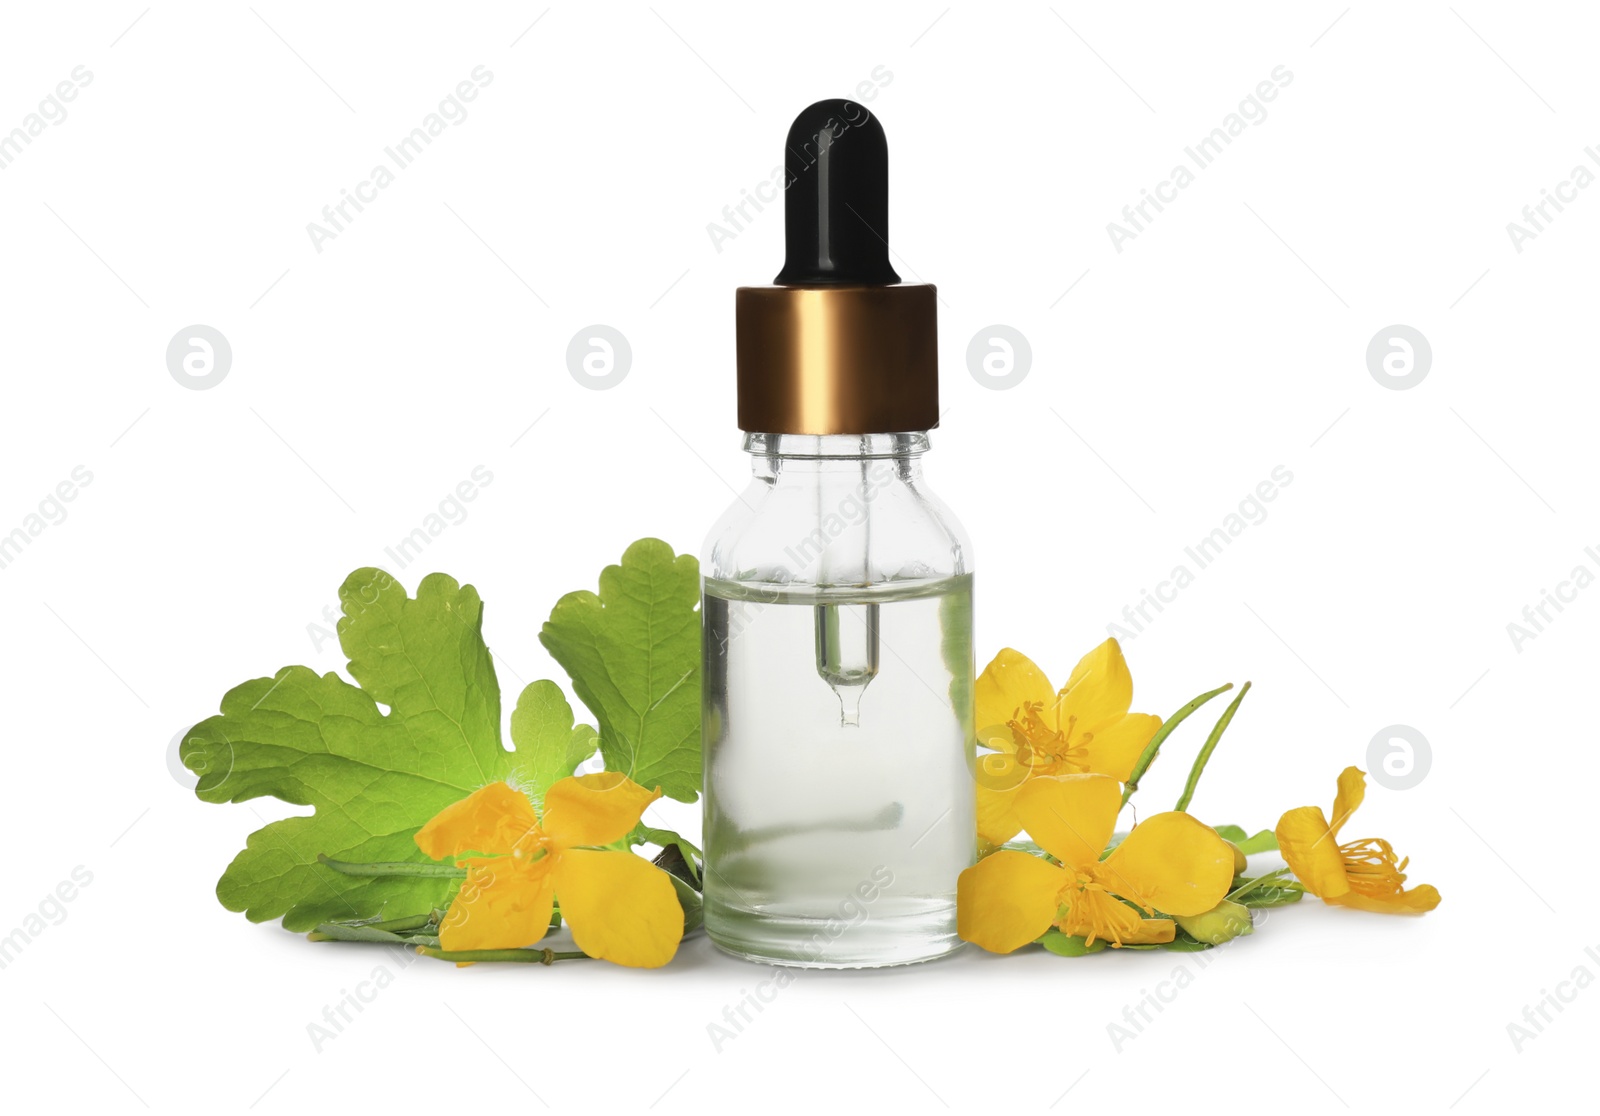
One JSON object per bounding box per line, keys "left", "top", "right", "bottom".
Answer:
{"left": 631, "top": 825, "right": 702, "bottom": 885}
{"left": 539, "top": 539, "right": 702, "bottom": 803}
{"left": 1228, "top": 868, "right": 1293, "bottom": 902}
{"left": 1215, "top": 825, "right": 1279, "bottom": 855}
{"left": 1238, "top": 829, "right": 1279, "bottom": 855}
{"left": 1238, "top": 885, "right": 1305, "bottom": 909}
{"left": 670, "top": 875, "right": 704, "bottom": 935}
{"left": 182, "top": 570, "right": 506, "bottom": 930}
{"left": 507, "top": 679, "right": 600, "bottom": 808}
{"left": 1038, "top": 929, "right": 1108, "bottom": 957}
{"left": 183, "top": 569, "right": 597, "bottom": 933}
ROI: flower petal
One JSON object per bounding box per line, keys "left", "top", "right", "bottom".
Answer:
{"left": 438, "top": 857, "right": 555, "bottom": 951}
{"left": 1057, "top": 638, "right": 1134, "bottom": 731}
{"left": 1101, "top": 811, "right": 1235, "bottom": 916}
{"left": 553, "top": 848, "right": 682, "bottom": 967}
{"left": 415, "top": 781, "right": 539, "bottom": 861}
{"left": 1077, "top": 713, "right": 1162, "bottom": 782}
{"left": 975, "top": 648, "right": 1056, "bottom": 748}
{"left": 541, "top": 772, "right": 661, "bottom": 849}
{"left": 1013, "top": 773, "right": 1122, "bottom": 873}
{"left": 956, "top": 850, "right": 1069, "bottom": 954}
{"left": 1274, "top": 805, "right": 1350, "bottom": 899}
{"left": 1329, "top": 766, "right": 1366, "bottom": 839}
{"left": 975, "top": 756, "right": 1029, "bottom": 846}
{"left": 1327, "top": 883, "right": 1441, "bottom": 914}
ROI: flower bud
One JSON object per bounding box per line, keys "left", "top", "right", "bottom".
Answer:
{"left": 1225, "top": 840, "right": 1248, "bottom": 876}
{"left": 1175, "top": 899, "right": 1253, "bottom": 945}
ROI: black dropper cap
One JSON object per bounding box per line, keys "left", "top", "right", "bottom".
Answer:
{"left": 737, "top": 99, "right": 935, "bottom": 434}
{"left": 774, "top": 99, "right": 902, "bottom": 286}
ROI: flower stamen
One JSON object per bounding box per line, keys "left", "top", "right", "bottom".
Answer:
{"left": 1007, "top": 703, "right": 1085, "bottom": 771}
{"left": 1338, "top": 837, "right": 1409, "bottom": 899}
{"left": 1008, "top": 702, "right": 1064, "bottom": 766}
{"left": 1057, "top": 873, "right": 1145, "bottom": 947}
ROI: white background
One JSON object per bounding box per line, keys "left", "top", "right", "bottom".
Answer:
{"left": 0, "top": 2, "right": 1592, "bottom": 1111}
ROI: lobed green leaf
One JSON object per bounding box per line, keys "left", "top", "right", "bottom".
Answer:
{"left": 539, "top": 539, "right": 702, "bottom": 802}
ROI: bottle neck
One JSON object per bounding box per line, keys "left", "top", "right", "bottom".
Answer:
{"left": 745, "top": 432, "right": 928, "bottom": 489}
{"left": 745, "top": 431, "right": 929, "bottom": 463}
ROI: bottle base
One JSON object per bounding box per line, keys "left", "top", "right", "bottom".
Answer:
{"left": 705, "top": 899, "right": 965, "bottom": 969}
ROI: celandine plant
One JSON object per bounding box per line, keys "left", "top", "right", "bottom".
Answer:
{"left": 178, "top": 537, "right": 1438, "bottom": 969}
{"left": 960, "top": 641, "right": 1438, "bottom": 957}
{"left": 180, "top": 539, "right": 706, "bottom": 967}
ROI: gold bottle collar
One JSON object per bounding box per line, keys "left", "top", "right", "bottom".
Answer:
{"left": 735, "top": 283, "right": 938, "bottom": 435}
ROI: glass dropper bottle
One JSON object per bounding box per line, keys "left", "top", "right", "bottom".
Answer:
{"left": 700, "top": 98, "right": 975, "bottom": 968}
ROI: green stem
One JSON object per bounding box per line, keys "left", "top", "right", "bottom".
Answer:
{"left": 416, "top": 946, "right": 589, "bottom": 964}
{"left": 306, "top": 920, "right": 440, "bottom": 945}
{"left": 317, "top": 854, "right": 465, "bottom": 878}
{"left": 1226, "top": 867, "right": 1295, "bottom": 902}
{"left": 1120, "top": 683, "right": 1233, "bottom": 808}
{"left": 364, "top": 912, "right": 438, "bottom": 933}
{"left": 1174, "top": 682, "right": 1251, "bottom": 813}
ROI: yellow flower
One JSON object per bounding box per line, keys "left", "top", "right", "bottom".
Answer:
{"left": 974, "top": 640, "right": 1162, "bottom": 845}
{"left": 414, "top": 774, "right": 683, "bottom": 966}
{"left": 957, "top": 773, "right": 1236, "bottom": 952}
{"left": 1274, "top": 766, "right": 1440, "bottom": 914}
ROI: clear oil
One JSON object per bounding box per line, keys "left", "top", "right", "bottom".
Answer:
{"left": 702, "top": 574, "right": 975, "bottom": 967}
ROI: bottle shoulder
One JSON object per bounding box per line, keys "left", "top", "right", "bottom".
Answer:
{"left": 701, "top": 463, "right": 972, "bottom": 587}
